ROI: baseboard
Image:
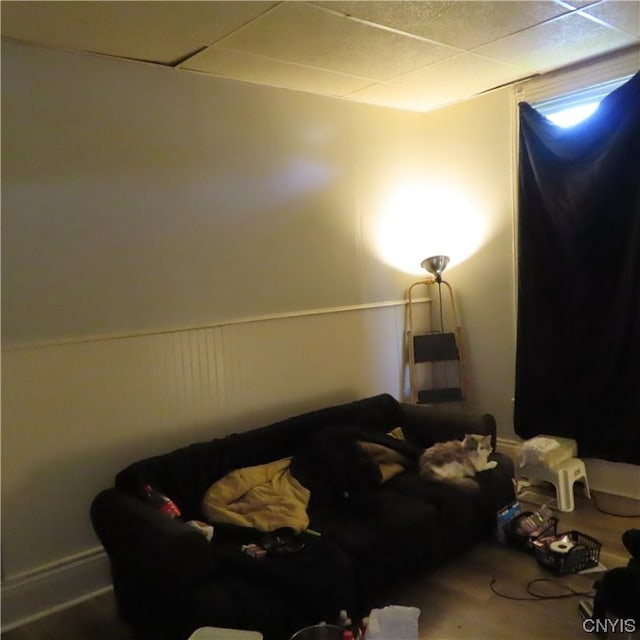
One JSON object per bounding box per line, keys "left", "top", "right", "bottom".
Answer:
{"left": 0, "top": 547, "right": 112, "bottom": 632}
{"left": 497, "top": 437, "right": 640, "bottom": 500}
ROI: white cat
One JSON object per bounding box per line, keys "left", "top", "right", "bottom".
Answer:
{"left": 419, "top": 434, "right": 498, "bottom": 492}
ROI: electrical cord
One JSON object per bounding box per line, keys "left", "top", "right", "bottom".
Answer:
{"left": 490, "top": 578, "right": 595, "bottom": 601}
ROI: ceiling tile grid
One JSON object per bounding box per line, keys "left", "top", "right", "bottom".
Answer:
{"left": 182, "top": 46, "right": 375, "bottom": 97}
{"left": 212, "top": 2, "right": 460, "bottom": 82}
{"left": 580, "top": 0, "right": 640, "bottom": 38}
{"left": 475, "top": 10, "right": 638, "bottom": 72}
{"left": 313, "top": 1, "right": 572, "bottom": 50}
{"left": 1, "top": 0, "right": 639, "bottom": 112}
{"left": 384, "top": 52, "right": 525, "bottom": 99}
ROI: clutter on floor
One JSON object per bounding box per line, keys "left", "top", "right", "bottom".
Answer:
{"left": 288, "top": 606, "right": 420, "bottom": 640}
{"left": 498, "top": 500, "right": 602, "bottom": 575}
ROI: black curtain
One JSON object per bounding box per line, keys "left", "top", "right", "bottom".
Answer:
{"left": 515, "top": 71, "right": 640, "bottom": 465}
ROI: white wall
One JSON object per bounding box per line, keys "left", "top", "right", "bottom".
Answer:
{"left": 1, "top": 39, "right": 430, "bottom": 628}
{"left": 1, "top": 40, "right": 425, "bottom": 345}
{"left": 418, "top": 88, "right": 517, "bottom": 437}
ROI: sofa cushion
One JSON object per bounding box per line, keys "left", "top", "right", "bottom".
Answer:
{"left": 382, "top": 470, "right": 481, "bottom": 557}
{"left": 214, "top": 532, "right": 357, "bottom": 638}
{"left": 290, "top": 427, "right": 383, "bottom": 509}
{"left": 290, "top": 425, "right": 420, "bottom": 508}
{"left": 382, "top": 453, "right": 516, "bottom": 557}
{"left": 192, "top": 576, "right": 301, "bottom": 640}
{"left": 308, "top": 491, "right": 438, "bottom": 604}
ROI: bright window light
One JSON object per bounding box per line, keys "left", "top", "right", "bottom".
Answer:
{"left": 545, "top": 102, "right": 600, "bottom": 128}
{"left": 533, "top": 75, "right": 632, "bottom": 129}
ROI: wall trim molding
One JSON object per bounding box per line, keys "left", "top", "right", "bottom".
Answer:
{"left": 3, "top": 296, "right": 431, "bottom": 352}
{"left": 0, "top": 547, "right": 112, "bottom": 632}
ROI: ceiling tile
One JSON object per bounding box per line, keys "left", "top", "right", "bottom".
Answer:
{"left": 394, "top": 53, "right": 527, "bottom": 104}
{"left": 217, "top": 1, "right": 457, "bottom": 81}
{"left": 314, "top": 1, "right": 570, "bottom": 50}
{"left": 3, "top": 1, "right": 277, "bottom": 44}
{"left": 581, "top": 1, "right": 640, "bottom": 38}
{"left": 0, "top": 1, "right": 278, "bottom": 64}
{"left": 476, "top": 12, "right": 637, "bottom": 72}
{"left": 0, "top": 1, "right": 191, "bottom": 64}
{"left": 1, "top": 0, "right": 636, "bottom": 113}
{"left": 345, "top": 81, "right": 443, "bottom": 111}
{"left": 182, "top": 46, "right": 374, "bottom": 97}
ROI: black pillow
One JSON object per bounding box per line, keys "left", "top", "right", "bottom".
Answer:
{"left": 290, "top": 427, "right": 382, "bottom": 509}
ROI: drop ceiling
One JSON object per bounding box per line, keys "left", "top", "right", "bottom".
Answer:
{"left": 1, "top": 0, "right": 639, "bottom": 112}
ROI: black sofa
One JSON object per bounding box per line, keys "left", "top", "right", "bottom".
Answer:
{"left": 91, "top": 393, "right": 515, "bottom": 640}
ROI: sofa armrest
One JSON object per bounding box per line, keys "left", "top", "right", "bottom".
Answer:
{"left": 399, "top": 403, "right": 497, "bottom": 451}
{"left": 91, "top": 488, "right": 217, "bottom": 600}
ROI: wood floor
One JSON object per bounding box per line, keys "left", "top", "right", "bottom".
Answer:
{"left": 0, "top": 592, "right": 134, "bottom": 640}
{"left": 3, "top": 489, "right": 638, "bottom": 640}
{"left": 383, "top": 489, "right": 640, "bottom": 640}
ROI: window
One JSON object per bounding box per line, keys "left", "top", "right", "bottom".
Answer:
{"left": 532, "top": 75, "right": 633, "bottom": 127}
{"left": 516, "top": 46, "right": 640, "bottom": 128}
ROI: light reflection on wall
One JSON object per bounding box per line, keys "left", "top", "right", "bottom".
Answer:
{"left": 374, "top": 180, "right": 488, "bottom": 275}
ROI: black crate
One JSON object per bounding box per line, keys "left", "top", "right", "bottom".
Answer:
{"left": 504, "top": 511, "right": 558, "bottom": 552}
{"left": 533, "top": 530, "right": 601, "bottom": 575}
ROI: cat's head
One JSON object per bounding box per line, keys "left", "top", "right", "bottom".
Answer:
{"left": 462, "top": 433, "right": 492, "bottom": 453}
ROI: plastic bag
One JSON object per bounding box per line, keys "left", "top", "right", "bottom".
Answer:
{"left": 366, "top": 605, "right": 420, "bottom": 640}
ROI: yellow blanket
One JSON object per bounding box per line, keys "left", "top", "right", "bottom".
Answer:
{"left": 201, "top": 457, "right": 310, "bottom": 533}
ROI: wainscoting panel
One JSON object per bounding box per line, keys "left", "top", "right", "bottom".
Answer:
{"left": 0, "top": 299, "right": 429, "bottom": 630}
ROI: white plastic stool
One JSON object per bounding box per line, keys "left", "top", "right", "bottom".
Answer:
{"left": 518, "top": 457, "right": 591, "bottom": 512}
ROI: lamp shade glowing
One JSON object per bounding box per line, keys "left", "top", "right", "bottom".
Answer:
{"left": 420, "top": 255, "right": 450, "bottom": 280}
